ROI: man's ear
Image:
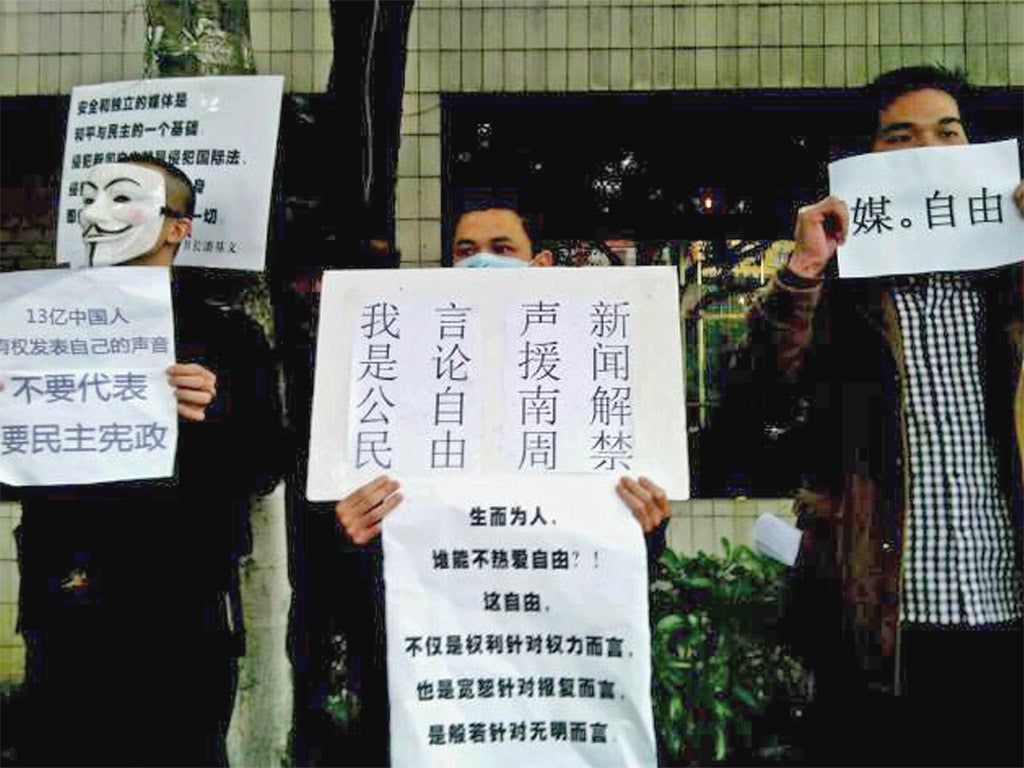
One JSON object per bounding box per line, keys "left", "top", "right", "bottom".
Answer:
{"left": 167, "top": 217, "right": 192, "bottom": 245}
{"left": 532, "top": 249, "right": 554, "bottom": 267}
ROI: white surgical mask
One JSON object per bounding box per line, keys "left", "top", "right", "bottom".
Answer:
{"left": 454, "top": 252, "right": 529, "bottom": 268}
{"left": 80, "top": 163, "right": 167, "bottom": 266}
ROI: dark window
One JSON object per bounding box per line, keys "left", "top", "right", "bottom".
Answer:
{"left": 444, "top": 88, "right": 1023, "bottom": 496}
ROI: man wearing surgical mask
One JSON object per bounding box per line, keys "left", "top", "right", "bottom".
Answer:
{"left": 450, "top": 204, "right": 554, "bottom": 268}
{"left": 328, "top": 200, "right": 672, "bottom": 766}
{"left": 15, "top": 155, "right": 282, "bottom": 766}
{"left": 338, "top": 200, "right": 670, "bottom": 545}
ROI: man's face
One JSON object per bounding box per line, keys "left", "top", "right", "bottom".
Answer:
{"left": 451, "top": 208, "right": 553, "bottom": 266}
{"left": 871, "top": 87, "right": 969, "bottom": 153}
{"left": 80, "top": 162, "right": 167, "bottom": 266}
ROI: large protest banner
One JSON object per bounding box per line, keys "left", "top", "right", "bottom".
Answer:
{"left": 384, "top": 476, "right": 657, "bottom": 767}
{"left": 829, "top": 139, "right": 1023, "bottom": 278}
{"left": 0, "top": 267, "right": 177, "bottom": 486}
{"left": 308, "top": 266, "right": 681, "bottom": 765}
{"left": 56, "top": 75, "right": 283, "bottom": 271}
{"left": 306, "top": 266, "right": 688, "bottom": 501}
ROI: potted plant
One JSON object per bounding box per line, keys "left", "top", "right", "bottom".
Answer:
{"left": 650, "top": 539, "right": 807, "bottom": 765}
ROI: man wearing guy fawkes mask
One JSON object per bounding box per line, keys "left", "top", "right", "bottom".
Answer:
{"left": 80, "top": 160, "right": 188, "bottom": 267}
{"left": 15, "top": 156, "right": 283, "bottom": 767}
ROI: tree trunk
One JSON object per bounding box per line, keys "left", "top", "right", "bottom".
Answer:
{"left": 144, "top": 0, "right": 255, "bottom": 77}
{"left": 141, "top": 5, "right": 290, "bottom": 768}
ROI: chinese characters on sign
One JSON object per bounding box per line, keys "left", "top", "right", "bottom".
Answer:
{"left": 383, "top": 477, "right": 657, "bottom": 767}
{"left": 353, "top": 301, "right": 402, "bottom": 470}
{"left": 504, "top": 299, "right": 636, "bottom": 473}
{"left": 513, "top": 300, "right": 563, "bottom": 471}
{"left": 431, "top": 303, "right": 475, "bottom": 470}
{"left": 0, "top": 267, "right": 178, "bottom": 486}
{"left": 307, "top": 267, "right": 687, "bottom": 501}
{"left": 847, "top": 186, "right": 1005, "bottom": 235}
{"left": 348, "top": 300, "right": 485, "bottom": 475}
{"left": 829, "top": 139, "right": 1024, "bottom": 278}
{"left": 308, "top": 271, "right": 678, "bottom": 766}
{"left": 57, "top": 76, "right": 283, "bottom": 271}
{"left": 588, "top": 301, "right": 634, "bottom": 472}
{"left": 349, "top": 298, "right": 644, "bottom": 477}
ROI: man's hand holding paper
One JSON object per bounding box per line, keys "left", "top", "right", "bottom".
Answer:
{"left": 826, "top": 139, "right": 1023, "bottom": 278}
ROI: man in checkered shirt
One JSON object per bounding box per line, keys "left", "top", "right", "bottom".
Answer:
{"left": 748, "top": 66, "right": 1023, "bottom": 765}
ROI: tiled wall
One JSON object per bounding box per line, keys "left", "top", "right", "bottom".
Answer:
{"left": 0, "top": 0, "right": 334, "bottom": 96}
{"left": 2, "top": 0, "right": 1020, "bottom": 259}
{"left": 0, "top": 502, "right": 24, "bottom": 686}
{"left": 249, "top": 0, "right": 334, "bottom": 92}
{"left": 397, "top": 0, "right": 1024, "bottom": 265}
{"left": 666, "top": 497, "right": 796, "bottom": 557}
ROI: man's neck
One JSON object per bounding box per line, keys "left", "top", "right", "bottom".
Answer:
{"left": 123, "top": 247, "right": 174, "bottom": 267}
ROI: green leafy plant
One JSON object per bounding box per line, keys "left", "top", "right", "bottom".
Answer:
{"left": 650, "top": 539, "right": 805, "bottom": 765}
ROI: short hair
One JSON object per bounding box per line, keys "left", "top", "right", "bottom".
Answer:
{"left": 453, "top": 188, "right": 542, "bottom": 252}
{"left": 119, "top": 151, "right": 196, "bottom": 218}
{"left": 865, "top": 65, "right": 969, "bottom": 115}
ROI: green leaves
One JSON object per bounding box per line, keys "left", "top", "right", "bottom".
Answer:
{"left": 649, "top": 538, "right": 805, "bottom": 765}
{"left": 682, "top": 576, "right": 715, "bottom": 590}
{"left": 656, "top": 614, "right": 687, "bottom": 634}
{"left": 732, "top": 684, "right": 757, "bottom": 709}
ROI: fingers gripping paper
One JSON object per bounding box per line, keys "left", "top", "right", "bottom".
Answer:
{"left": 0, "top": 267, "right": 177, "bottom": 486}
{"left": 830, "top": 139, "right": 1023, "bottom": 278}
{"left": 383, "top": 476, "right": 657, "bottom": 768}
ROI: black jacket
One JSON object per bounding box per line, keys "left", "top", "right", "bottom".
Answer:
{"left": 15, "top": 270, "right": 284, "bottom": 633}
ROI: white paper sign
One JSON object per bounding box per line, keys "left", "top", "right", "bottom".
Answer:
{"left": 0, "top": 267, "right": 177, "bottom": 486}
{"left": 56, "top": 75, "right": 284, "bottom": 271}
{"left": 752, "top": 513, "right": 802, "bottom": 567}
{"left": 306, "top": 267, "right": 688, "bottom": 501}
{"left": 383, "top": 476, "right": 657, "bottom": 768}
{"left": 829, "top": 139, "right": 1024, "bottom": 278}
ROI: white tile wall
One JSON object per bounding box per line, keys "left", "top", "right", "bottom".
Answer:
{"left": 0, "top": 502, "right": 24, "bottom": 685}
{"left": 1, "top": 0, "right": 334, "bottom": 96}
{"left": 17, "top": 54, "right": 39, "bottom": 93}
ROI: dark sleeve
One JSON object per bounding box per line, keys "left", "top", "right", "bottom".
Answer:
{"left": 645, "top": 519, "right": 668, "bottom": 582}
{"left": 176, "top": 308, "right": 285, "bottom": 499}
{"left": 746, "top": 269, "right": 825, "bottom": 382}
{"left": 696, "top": 271, "right": 827, "bottom": 497}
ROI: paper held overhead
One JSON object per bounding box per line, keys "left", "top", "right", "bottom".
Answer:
{"left": 829, "top": 139, "right": 1023, "bottom": 278}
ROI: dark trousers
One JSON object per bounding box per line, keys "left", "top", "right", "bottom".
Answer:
{"left": 807, "top": 622, "right": 1023, "bottom": 767}
{"left": 287, "top": 495, "right": 390, "bottom": 767}
{"left": 896, "top": 623, "right": 1023, "bottom": 767}
{"left": 18, "top": 628, "right": 238, "bottom": 767}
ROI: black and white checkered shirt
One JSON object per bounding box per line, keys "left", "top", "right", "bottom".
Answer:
{"left": 893, "top": 273, "right": 1022, "bottom": 626}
